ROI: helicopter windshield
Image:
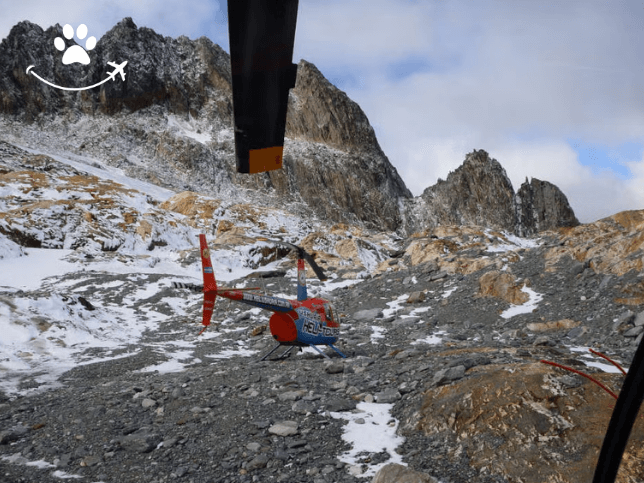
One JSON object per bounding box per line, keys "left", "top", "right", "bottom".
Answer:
{"left": 323, "top": 302, "right": 339, "bottom": 326}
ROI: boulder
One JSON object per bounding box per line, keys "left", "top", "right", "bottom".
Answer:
{"left": 353, "top": 308, "right": 384, "bottom": 322}
{"left": 371, "top": 463, "right": 439, "bottom": 483}
{"left": 415, "top": 362, "right": 644, "bottom": 483}
{"left": 268, "top": 421, "right": 298, "bottom": 437}
{"left": 526, "top": 319, "right": 580, "bottom": 332}
{"left": 478, "top": 270, "right": 529, "bottom": 305}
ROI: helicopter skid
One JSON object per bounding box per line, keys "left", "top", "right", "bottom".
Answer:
{"left": 259, "top": 343, "right": 296, "bottom": 362}
{"left": 258, "top": 342, "right": 346, "bottom": 361}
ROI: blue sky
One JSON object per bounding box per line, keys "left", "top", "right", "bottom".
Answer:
{"left": 1, "top": 0, "right": 644, "bottom": 223}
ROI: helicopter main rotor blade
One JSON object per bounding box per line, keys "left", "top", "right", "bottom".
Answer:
{"left": 301, "top": 250, "right": 327, "bottom": 281}
{"left": 172, "top": 281, "right": 203, "bottom": 293}
{"left": 277, "top": 241, "right": 327, "bottom": 281}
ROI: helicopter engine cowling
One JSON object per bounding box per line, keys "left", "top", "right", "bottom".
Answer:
{"left": 269, "top": 311, "right": 298, "bottom": 343}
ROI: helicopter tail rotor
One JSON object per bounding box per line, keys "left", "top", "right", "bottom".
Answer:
{"left": 299, "top": 247, "right": 327, "bottom": 282}
{"left": 272, "top": 240, "right": 326, "bottom": 301}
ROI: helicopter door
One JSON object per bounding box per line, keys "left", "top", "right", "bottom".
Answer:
{"left": 323, "top": 303, "right": 340, "bottom": 327}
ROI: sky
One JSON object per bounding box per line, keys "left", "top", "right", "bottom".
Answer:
{"left": 1, "top": 0, "right": 644, "bottom": 223}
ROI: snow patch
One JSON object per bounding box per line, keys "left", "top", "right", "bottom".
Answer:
{"left": 567, "top": 346, "right": 627, "bottom": 374}
{"left": 137, "top": 347, "right": 196, "bottom": 374}
{"left": 442, "top": 286, "right": 457, "bottom": 298}
{"left": 167, "top": 114, "right": 211, "bottom": 145}
{"left": 382, "top": 294, "right": 408, "bottom": 318}
{"left": 0, "top": 234, "right": 24, "bottom": 260}
{"left": 371, "top": 326, "right": 386, "bottom": 342}
{"left": 1, "top": 453, "right": 85, "bottom": 480}
{"left": 331, "top": 402, "right": 405, "bottom": 478}
{"left": 206, "top": 347, "right": 258, "bottom": 359}
{"left": 485, "top": 229, "right": 541, "bottom": 253}
{"left": 500, "top": 287, "right": 543, "bottom": 319}
{"left": 0, "top": 248, "right": 75, "bottom": 290}
{"left": 413, "top": 330, "right": 446, "bottom": 346}
{"left": 409, "top": 306, "right": 432, "bottom": 316}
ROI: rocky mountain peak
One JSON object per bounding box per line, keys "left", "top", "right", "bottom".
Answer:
{"left": 434, "top": 149, "right": 514, "bottom": 197}
{"left": 1, "top": 19, "right": 578, "bottom": 236}
{"left": 403, "top": 149, "right": 517, "bottom": 234}
{"left": 515, "top": 177, "right": 579, "bottom": 236}
{"left": 108, "top": 16, "right": 138, "bottom": 33}
{"left": 286, "top": 59, "right": 383, "bottom": 154}
{"left": 0, "top": 16, "right": 233, "bottom": 120}
{"left": 402, "top": 149, "right": 579, "bottom": 236}
{"left": 462, "top": 148, "right": 507, "bottom": 171}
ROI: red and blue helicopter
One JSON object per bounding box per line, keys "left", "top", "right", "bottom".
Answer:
{"left": 175, "top": 234, "right": 346, "bottom": 361}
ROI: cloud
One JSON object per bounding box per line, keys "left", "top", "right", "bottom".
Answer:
{"left": 295, "top": 0, "right": 435, "bottom": 68}
{"left": 0, "top": 0, "right": 223, "bottom": 43}
{"left": 490, "top": 140, "right": 644, "bottom": 224}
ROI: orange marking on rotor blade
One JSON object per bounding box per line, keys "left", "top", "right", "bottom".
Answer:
{"left": 248, "top": 146, "right": 283, "bottom": 174}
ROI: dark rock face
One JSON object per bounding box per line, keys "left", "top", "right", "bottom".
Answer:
{"left": 406, "top": 150, "right": 516, "bottom": 233}
{"left": 233, "top": 59, "right": 412, "bottom": 231}
{"left": 515, "top": 177, "right": 579, "bottom": 236}
{"left": 0, "top": 19, "right": 233, "bottom": 121}
{"left": 286, "top": 60, "right": 380, "bottom": 153}
{"left": 284, "top": 60, "right": 412, "bottom": 231}
{"left": 0, "top": 19, "right": 410, "bottom": 231}
{"left": 401, "top": 150, "right": 579, "bottom": 236}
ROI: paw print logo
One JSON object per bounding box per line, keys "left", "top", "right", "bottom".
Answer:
{"left": 27, "top": 21, "right": 128, "bottom": 91}
{"left": 54, "top": 24, "right": 97, "bottom": 65}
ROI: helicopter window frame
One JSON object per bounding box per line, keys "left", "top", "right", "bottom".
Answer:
{"left": 324, "top": 302, "right": 337, "bottom": 324}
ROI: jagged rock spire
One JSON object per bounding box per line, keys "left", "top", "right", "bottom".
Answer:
{"left": 402, "top": 149, "right": 579, "bottom": 236}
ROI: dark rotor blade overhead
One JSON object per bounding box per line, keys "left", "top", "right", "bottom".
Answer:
{"left": 592, "top": 335, "right": 644, "bottom": 483}
{"left": 227, "top": 0, "right": 299, "bottom": 174}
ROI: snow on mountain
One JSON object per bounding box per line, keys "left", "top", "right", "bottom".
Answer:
{"left": 0, "top": 235, "right": 23, "bottom": 259}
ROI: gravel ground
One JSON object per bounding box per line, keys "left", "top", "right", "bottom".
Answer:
{"left": 1, "top": 243, "right": 643, "bottom": 483}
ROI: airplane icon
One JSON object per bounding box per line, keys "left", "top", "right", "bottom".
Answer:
{"left": 107, "top": 61, "right": 127, "bottom": 81}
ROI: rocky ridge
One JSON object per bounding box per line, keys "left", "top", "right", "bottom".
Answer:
{"left": 0, "top": 18, "right": 410, "bottom": 232}
{"left": 515, "top": 177, "right": 579, "bottom": 237}
{"left": 1, "top": 139, "right": 644, "bottom": 483}
{"left": 0, "top": 19, "right": 577, "bottom": 236}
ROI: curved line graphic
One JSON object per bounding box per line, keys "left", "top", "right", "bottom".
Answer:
{"left": 26, "top": 65, "right": 113, "bottom": 91}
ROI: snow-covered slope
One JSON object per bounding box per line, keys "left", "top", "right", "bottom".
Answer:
{"left": 0, "top": 140, "right": 397, "bottom": 395}
{"left": 0, "top": 138, "right": 550, "bottom": 397}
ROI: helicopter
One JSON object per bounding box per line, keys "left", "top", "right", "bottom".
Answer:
{"left": 174, "top": 234, "right": 346, "bottom": 361}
